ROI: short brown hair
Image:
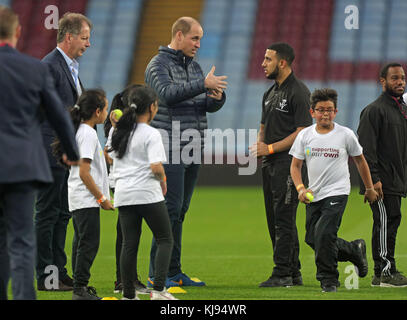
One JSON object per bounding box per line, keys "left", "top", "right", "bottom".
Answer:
{"left": 310, "top": 88, "right": 338, "bottom": 109}
{"left": 0, "top": 6, "right": 19, "bottom": 40}
{"left": 57, "top": 12, "right": 92, "bottom": 43}
{"left": 171, "top": 17, "right": 200, "bottom": 38}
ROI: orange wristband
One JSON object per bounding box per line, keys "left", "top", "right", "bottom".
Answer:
{"left": 97, "top": 195, "right": 106, "bottom": 204}
{"left": 296, "top": 184, "right": 305, "bottom": 191}
{"left": 161, "top": 176, "right": 167, "bottom": 182}
{"left": 268, "top": 144, "right": 274, "bottom": 154}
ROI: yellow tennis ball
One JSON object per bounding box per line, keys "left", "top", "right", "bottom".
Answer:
{"left": 113, "top": 109, "right": 123, "bottom": 120}
{"left": 306, "top": 192, "right": 314, "bottom": 202}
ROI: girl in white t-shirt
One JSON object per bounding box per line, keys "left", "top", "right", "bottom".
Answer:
{"left": 289, "top": 88, "right": 378, "bottom": 292}
{"left": 103, "top": 84, "right": 149, "bottom": 295}
{"left": 61, "top": 89, "right": 114, "bottom": 300}
{"left": 108, "top": 85, "right": 176, "bottom": 300}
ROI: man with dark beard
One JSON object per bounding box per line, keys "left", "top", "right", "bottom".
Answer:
{"left": 357, "top": 62, "right": 407, "bottom": 287}
{"left": 249, "top": 43, "right": 312, "bottom": 287}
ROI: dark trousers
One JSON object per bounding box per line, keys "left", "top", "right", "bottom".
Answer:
{"left": 0, "top": 182, "right": 37, "bottom": 300}
{"left": 262, "top": 161, "right": 301, "bottom": 278}
{"left": 115, "top": 215, "right": 123, "bottom": 282}
{"left": 110, "top": 187, "right": 126, "bottom": 283}
{"left": 370, "top": 196, "right": 401, "bottom": 276}
{"left": 149, "top": 163, "right": 200, "bottom": 278}
{"left": 71, "top": 207, "right": 100, "bottom": 288}
{"left": 305, "top": 195, "right": 358, "bottom": 285}
{"left": 120, "top": 202, "right": 173, "bottom": 297}
{"left": 34, "top": 168, "right": 70, "bottom": 283}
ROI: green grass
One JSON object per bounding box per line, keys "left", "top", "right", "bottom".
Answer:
{"left": 35, "top": 187, "right": 407, "bottom": 300}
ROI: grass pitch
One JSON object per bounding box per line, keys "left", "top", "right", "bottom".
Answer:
{"left": 35, "top": 186, "right": 407, "bottom": 300}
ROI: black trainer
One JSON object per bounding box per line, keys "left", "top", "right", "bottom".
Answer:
{"left": 352, "top": 239, "right": 368, "bottom": 278}
{"left": 322, "top": 285, "right": 337, "bottom": 293}
{"left": 114, "top": 281, "right": 123, "bottom": 293}
{"left": 371, "top": 275, "right": 381, "bottom": 287}
{"left": 380, "top": 271, "right": 407, "bottom": 287}
{"left": 72, "top": 286, "right": 101, "bottom": 300}
{"left": 259, "top": 275, "right": 293, "bottom": 287}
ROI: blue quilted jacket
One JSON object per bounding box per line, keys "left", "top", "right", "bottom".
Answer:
{"left": 145, "top": 46, "right": 226, "bottom": 154}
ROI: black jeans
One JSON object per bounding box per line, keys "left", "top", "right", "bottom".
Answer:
{"left": 305, "top": 195, "right": 358, "bottom": 286}
{"left": 71, "top": 207, "right": 100, "bottom": 288}
{"left": 0, "top": 182, "right": 37, "bottom": 300}
{"left": 120, "top": 202, "right": 173, "bottom": 298}
{"left": 34, "top": 168, "right": 71, "bottom": 283}
{"left": 262, "top": 161, "right": 301, "bottom": 278}
{"left": 370, "top": 196, "right": 402, "bottom": 276}
{"left": 149, "top": 163, "right": 200, "bottom": 278}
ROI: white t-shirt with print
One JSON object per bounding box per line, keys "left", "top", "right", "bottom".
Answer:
{"left": 68, "top": 123, "right": 110, "bottom": 211}
{"left": 289, "top": 122, "right": 363, "bottom": 202}
{"left": 113, "top": 123, "right": 167, "bottom": 206}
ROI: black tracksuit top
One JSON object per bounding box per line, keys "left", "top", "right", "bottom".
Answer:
{"left": 357, "top": 92, "right": 407, "bottom": 197}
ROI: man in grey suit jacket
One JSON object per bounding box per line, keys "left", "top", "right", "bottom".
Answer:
{"left": 34, "top": 12, "right": 92, "bottom": 292}
{"left": 0, "top": 6, "right": 79, "bottom": 300}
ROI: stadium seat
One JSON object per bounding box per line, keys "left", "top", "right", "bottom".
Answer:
{"left": 349, "top": 81, "right": 381, "bottom": 132}
{"left": 384, "top": 0, "right": 407, "bottom": 60}
{"left": 327, "top": 62, "right": 354, "bottom": 81}
{"left": 328, "top": 0, "right": 361, "bottom": 62}
{"left": 0, "top": 0, "right": 10, "bottom": 6}
{"left": 78, "top": 0, "right": 115, "bottom": 87}
{"left": 12, "top": 0, "right": 88, "bottom": 58}
{"left": 99, "top": 0, "right": 142, "bottom": 92}
{"left": 327, "top": 81, "right": 352, "bottom": 126}
{"left": 202, "top": 0, "right": 258, "bottom": 130}
{"left": 241, "top": 80, "right": 269, "bottom": 130}
{"left": 356, "top": 0, "right": 386, "bottom": 62}
{"left": 354, "top": 62, "right": 380, "bottom": 81}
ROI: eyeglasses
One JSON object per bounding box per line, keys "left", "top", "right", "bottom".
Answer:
{"left": 314, "top": 108, "right": 335, "bottom": 114}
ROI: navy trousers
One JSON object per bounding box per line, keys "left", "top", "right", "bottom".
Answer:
{"left": 34, "top": 168, "right": 70, "bottom": 284}
{"left": 149, "top": 162, "right": 200, "bottom": 278}
{"left": 0, "top": 182, "right": 37, "bottom": 300}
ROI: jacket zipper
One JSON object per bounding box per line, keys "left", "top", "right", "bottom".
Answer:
{"left": 184, "top": 57, "right": 201, "bottom": 131}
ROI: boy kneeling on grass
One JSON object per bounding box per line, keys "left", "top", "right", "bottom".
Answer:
{"left": 289, "top": 88, "right": 379, "bottom": 292}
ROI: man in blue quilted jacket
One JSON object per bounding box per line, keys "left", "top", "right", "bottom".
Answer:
{"left": 145, "top": 16, "right": 227, "bottom": 287}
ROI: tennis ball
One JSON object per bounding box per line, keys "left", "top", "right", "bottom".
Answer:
{"left": 306, "top": 192, "right": 314, "bottom": 202}
{"left": 113, "top": 109, "right": 123, "bottom": 120}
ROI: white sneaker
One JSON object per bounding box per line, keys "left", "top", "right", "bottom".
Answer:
{"left": 150, "top": 289, "right": 178, "bottom": 300}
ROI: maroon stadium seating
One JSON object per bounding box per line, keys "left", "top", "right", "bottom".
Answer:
{"left": 12, "top": 0, "right": 88, "bottom": 59}
{"left": 249, "top": 0, "right": 334, "bottom": 81}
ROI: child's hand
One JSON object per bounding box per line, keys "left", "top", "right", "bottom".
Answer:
{"left": 298, "top": 188, "right": 313, "bottom": 204}
{"left": 109, "top": 111, "right": 119, "bottom": 128}
{"left": 101, "top": 199, "right": 115, "bottom": 211}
